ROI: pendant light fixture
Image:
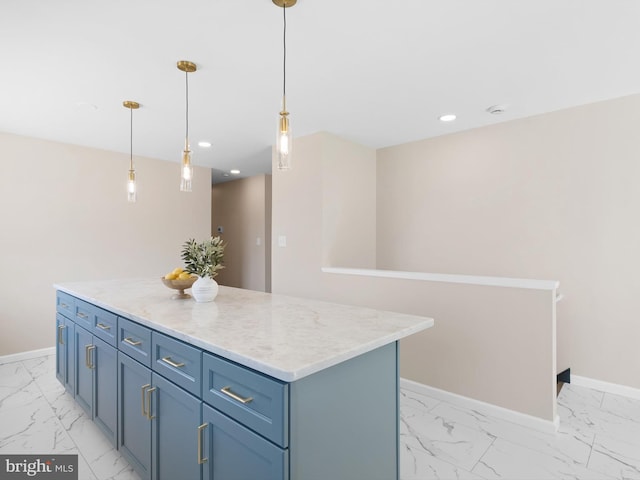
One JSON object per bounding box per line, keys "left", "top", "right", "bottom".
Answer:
{"left": 123, "top": 100, "right": 140, "bottom": 203}
{"left": 177, "top": 60, "right": 197, "bottom": 191}
{"left": 273, "top": 0, "right": 296, "bottom": 170}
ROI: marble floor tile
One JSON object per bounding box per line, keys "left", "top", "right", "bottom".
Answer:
{"left": 401, "top": 404, "right": 496, "bottom": 471}
{"left": 401, "top": 388, "right": 442, "bottom": 413}
{"left": 558, "top": 390, "right": 640, "bottom": 444}
{"left": 430, "top": 402, "right": 593, "bottom": 466}
{"left": 64, "top": 408, "right": 139, "bottom": 480}
{"left": 0, "top": 361, "right": 44, "bottom": 411}
{"left": 600, "top": 392, "right": 640, "bottom": 425}
{"left": 588, "top": 447, "right": 640, "bottom": 480}
{"left": 0, "top": 396, "right": 76, "bottom": 454}
{"left": 4, "top": 354, "right": 640, "bottom": 480}
{"left": 22, "top": 355, "right": 64, "bottom": 402}
{"left": 473, "top": 438, "right": 616, "bottom": 480}
{"left": 401, "top": 435, "right": 487, "bottom": 480}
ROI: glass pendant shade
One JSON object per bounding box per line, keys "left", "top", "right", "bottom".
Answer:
{"left": 127, "top": 170, "right": 137, "bottom": 203}
{"left": 276, "top": 107, "right": 292, "bottom": 170}
{"left": 180, "top": 143, "right": 193, "bottom": 192}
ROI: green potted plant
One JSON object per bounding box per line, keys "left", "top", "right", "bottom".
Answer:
{"left": 181, "top": 236, "right": 226, "bottom": 302}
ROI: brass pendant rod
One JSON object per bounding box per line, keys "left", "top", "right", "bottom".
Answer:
{"left": 129, "top": 106, "right": 133, "bottom": 171}
{"left": 283, "top": 4, "right": 287, "bottom": 99}
{"left": 185, "top": 70, "right": 189, "bottom": 143}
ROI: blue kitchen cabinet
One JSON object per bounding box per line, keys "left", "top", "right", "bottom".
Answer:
{"left": 118, "top": 351, "right": 152, "bottom": 480}
{"left": 74, "top": 324, "right": 118, "bottom": 446}
{"left": 202, "top": 403, "right": 287, "bottom": 480}
{"left": 151, "top": 373, "right": 202, "bottom": 480}
{"left": 58, "top": 289, "right": 405, "bottom": 480}
{"left": 55, "top": 313, "right": 75, "bottom": 395}
{"left": 118, "top": 351, "right": 204, "bottom": 480}
{"left": 74, "top": 325, "right": 93, "bottom": 413}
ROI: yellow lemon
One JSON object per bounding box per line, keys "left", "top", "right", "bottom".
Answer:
{"left": 172, "top": 267, "right": 184, "bottom": 275}
{"left": 178, "top": 272, "right": 192, "bottom": 280}
{"left": 164, "top": 272, "right": 178, "bottom": 280}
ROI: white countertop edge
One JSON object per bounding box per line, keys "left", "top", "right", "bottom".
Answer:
{"left": 322, "top": 267, "right": 560, "bottom": 291}
{"left": 55, "top": 284, "right": 434, "bottom": 383}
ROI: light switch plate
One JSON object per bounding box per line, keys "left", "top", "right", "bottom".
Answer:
{"left": 278, "top": 235, "right": 287, "bottom": 247}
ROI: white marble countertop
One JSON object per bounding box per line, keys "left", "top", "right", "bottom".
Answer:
{"left": 55, "top": 278, "right": 433, "bottom": 382}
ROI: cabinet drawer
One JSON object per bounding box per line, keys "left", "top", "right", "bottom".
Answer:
{"left": 56, "top": 291, "right": 75, "bottom": 319}
{"left": 74, "top": 299, "right": 93, "bottom": 331}
{"left": 152, "top": 332, "right": 201, "bottom": 397}
{"left": 118, "top": 317, "right": 152, "bottom": 367}
{"left": 202, "top": 353, "right": 288, "bottom": 447}
{"left": 93, "top": 306, "right": 117, "bottom": 347}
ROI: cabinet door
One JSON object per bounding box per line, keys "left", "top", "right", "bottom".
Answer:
{"left": 65, "top": 319, "right": 75, "bottom": 394}
{"left": 118, "top": 352, "right": 152, "bottom": 480}
{"left": 202, "top": 404, "right": 287, "bottom": 480}
{"left": 55, "top": 314, "right": 75, "bottom": 395}
{"left": 55, "top": 314, "right": 67, "bottom": 386}
{"left": 74, "top": 325, "right": 93, "bottom": 415}
{"left": 151, "top": 373, "right": 202, "bottom": 480}
{"left": 94, "top": 337, "right": 117, "bottom": 446}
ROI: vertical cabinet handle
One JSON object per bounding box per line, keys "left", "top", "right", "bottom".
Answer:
{"left": 145, "top": 387, "right": 156, "bottom": 420}
{"left": 58, "top": 325, "right": 65, "bottom": 345}
{"left": 141, "top": 384, "right": 151, "bottom": 418}
{"left": 197, "top": 423, "right": 208, "bottom": 464}
{"left": 85, "top": 345, "right": 96, "bottom": 369}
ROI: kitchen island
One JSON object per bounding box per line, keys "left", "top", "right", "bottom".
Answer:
{"left": 54, "top": 278, "right": 433, "bottom": 480}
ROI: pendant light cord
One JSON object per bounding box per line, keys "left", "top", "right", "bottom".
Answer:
{"left": 185, "top": 70, "right": 189, "bottom": 141}
{"left": 283, "top": 5, "right": 287, "bottom": 99}
{"left": 129, "top": 106, "right": 133, "bottom": 170}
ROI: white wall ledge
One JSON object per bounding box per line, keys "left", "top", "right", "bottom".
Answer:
{"left": 322, "top": 267, "right": 560, "bottom": 291}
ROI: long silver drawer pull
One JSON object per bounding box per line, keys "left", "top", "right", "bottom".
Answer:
{"left": 221, "top": 386, "right": 253, "bottom": 404}
{"left": 96, "top": 323, "right": 111, "bottom": 331}
{"left": 77, "top": 312, "right": 89, "bottom": 319}
{"left": 146, "top": 387, "right": 156, "bottom": 420}
{"left": 85, "top": 345, "right": 95, "bottom": 369}
{"left": 161, "top": 356, "right": 185, "bottom": 368}
{"left": 58, "top": 325, "right": 65, "bottom": 345}
{"left": 124, "top": 337, "right": 142, "bottom": 346}
{"left": 197, "top": 423, "right": 208, "bottom": 464}
{"left": 141, "top": 384, "right": 151, "bottom": 418}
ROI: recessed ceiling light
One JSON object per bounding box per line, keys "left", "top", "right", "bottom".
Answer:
{"left": 439, "top": 114, "right": 456, "bottom": 122}
{"left": 230, "top": 169, "right": 240, "bottom": 175}
{"left": 198, "top": 141, "right": 212, "bottom": 148}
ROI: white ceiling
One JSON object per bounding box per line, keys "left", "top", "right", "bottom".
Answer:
{"left": 2, "top": 0, "right": 640, "bottom": 183}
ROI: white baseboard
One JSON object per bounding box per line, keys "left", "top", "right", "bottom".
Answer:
{"left": 400, "top": 377, "right": 559, "bottom": 434}
{"left": 572, "top": 375, "right": 640, "bottom": 401}
{"left": 0, "top": 347, "right": 56, "bottom": 365}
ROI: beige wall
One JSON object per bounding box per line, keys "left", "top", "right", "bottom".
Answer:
{"left": 211, "top": 175, "right": 272, "bottom": 292}
{"left": 272, "top": 131, "right": 557, "bottom": 421}
{"left": 0, "top": 132, "right": 211, "bottom": 356}
{"left": 322, "top": 134, "right": 377, "bottom": 268}
{"left": 272, "top": 132, "right": 376, "bottom": 296}
{"left": 377, "top": 93, "right": 640, "bottom": 390}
